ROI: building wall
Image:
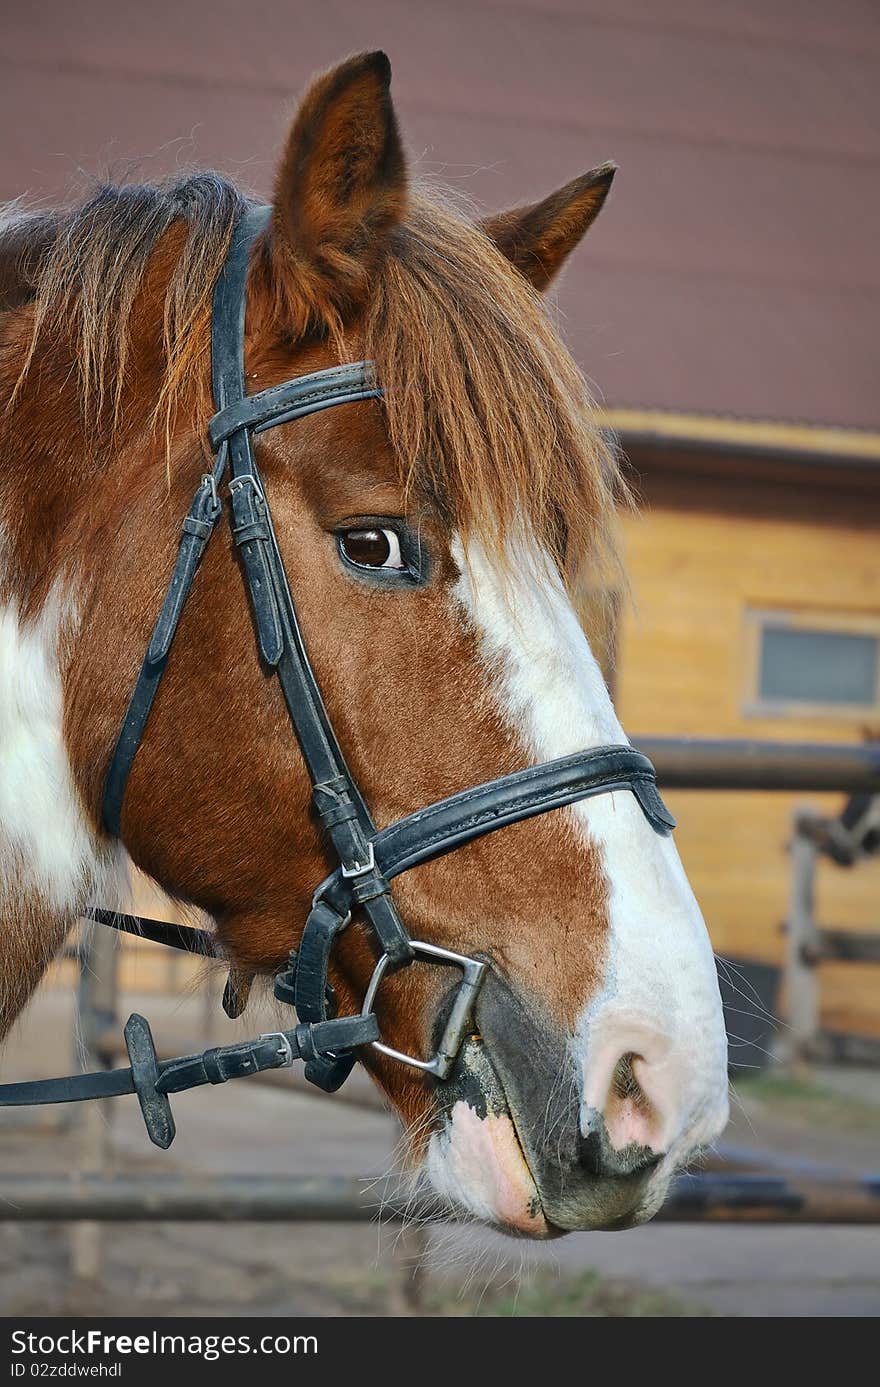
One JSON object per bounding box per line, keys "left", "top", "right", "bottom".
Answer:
{"left": 1, "top": 2, "right": 878, "bottom": 429}
{"left": 616, "top": 460, "right": 880, "bottom": 1036}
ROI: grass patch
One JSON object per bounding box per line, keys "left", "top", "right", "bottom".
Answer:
{"left": 733, "top": 1072, "right": 880, "bottom": 1134}
{"left": 430, "top": 1267, "right": 706, "bottom": 1318}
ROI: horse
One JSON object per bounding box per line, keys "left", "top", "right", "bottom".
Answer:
{"left": 0, "top": 51, "right": 727, "bottom": 1235}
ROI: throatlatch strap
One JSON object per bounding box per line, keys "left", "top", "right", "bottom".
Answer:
{"left": 85, "top": 908, "right": 217, "bottom": 957}
{"left": 102, "top": 465, "right": 225, "bottom": 837}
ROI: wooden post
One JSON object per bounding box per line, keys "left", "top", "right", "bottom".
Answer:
{"left": 69, "top": 921, "right": 119, "bottom": 1283}
{"left": 784, "top": 808, "right": 821, "bottom": 1074}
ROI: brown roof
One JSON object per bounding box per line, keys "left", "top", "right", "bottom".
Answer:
{"left": 1, "top": 0, "right": 878, "bottom": 429}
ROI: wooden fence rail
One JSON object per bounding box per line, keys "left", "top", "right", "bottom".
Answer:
{"left": 637, "top": 737, "right": 880, "bottom": 793}
{"left": 0, "top": 1174, "right": 878, "bottom": 1226}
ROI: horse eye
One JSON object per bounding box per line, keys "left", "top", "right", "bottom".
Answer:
{"left": 338, "top": 527, "right": 406, "bottom": 570}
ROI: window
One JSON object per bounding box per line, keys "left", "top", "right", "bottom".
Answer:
{"left": 745, "top": 610, "right": 880, "bottom": 717}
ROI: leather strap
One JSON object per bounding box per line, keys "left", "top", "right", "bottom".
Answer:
{"left": 210, "top": 209, "right": 414, "bottom": 1035}
{"left": 228, "top": 471, "right": 284, "bottom": 666}
{"left": 287, "top": 745, "right": 674, "bottom": 1049}
{"left": 85, "top": 908, "right": 217, "bottom": 957}
{"left": 208, "top": 361, "right": 381, "bottom": 449}
{"left": 98, "top": 206, "right": 413, "bottom": 1099}
{"left": 0, "top": 1008, "right": 379, "bottom": 1148}
{"left": 79, "top": 202, "right": 682, "bottom": 1127}
{"left": 211, "top": 207, "right": 271, "bottom": 413}
{"left": 276, "top": 899, "right": 356, "bottom": 1092}
{"left": 95, "top": 746, "right": 672, "bottom": 987}
{"left": 307, "top": 746, "right": 673, "bottom": 920}
{"left": 147, "top": 470, "right": 224, "bottom": 665}
{"left": 371, "top": 744, "right": 675, "bottom": 880}
{"left": 100, "top": 205, "right": 388, "bottom": 849}
{"left": 102, "top": 467, "right": 225, "bottom": 837}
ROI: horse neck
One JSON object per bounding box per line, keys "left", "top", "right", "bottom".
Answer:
{"left": 0, "top": 335, "right": 141, "bottom": 961}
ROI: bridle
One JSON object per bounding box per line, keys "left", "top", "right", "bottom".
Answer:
{"left": 0, "top": 205, "right": 675, "bottom": 1147}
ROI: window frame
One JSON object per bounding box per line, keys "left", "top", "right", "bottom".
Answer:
{"left": 743, "top": 608, "right": 880, "bottom": 720}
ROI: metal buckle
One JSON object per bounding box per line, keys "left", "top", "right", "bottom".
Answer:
{"left": 195, "top": 472, "right": 222, "bottom": 525}
{"left": 259, "top": 1032, "right": 295, "bottom": 1068}
{"left": 228, "top": 472, "right": 265, "bottom": 501}
{"left": 341, "top": 842, "right": 375, "bottom": 879}
{"left": 360, "top": 941, "right": 487, "bottom": 1080}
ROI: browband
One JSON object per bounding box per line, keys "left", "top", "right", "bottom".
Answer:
{"left": 207, "top": 360, "right": 381, "bottom": 449}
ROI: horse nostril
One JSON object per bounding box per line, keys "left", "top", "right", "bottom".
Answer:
{"left": 584, "top": 1048, "right": 674, "bottom": 1161}
{"left": 576, "top": 1117, "right": 663, "bottom": 1180}
{"left": 533, "top": 1049, "right": 669, "bottom": 1181}
{"left": 576, "top": 1128, "right": 606, "bottom": 1178}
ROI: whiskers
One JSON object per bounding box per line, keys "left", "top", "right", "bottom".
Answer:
{"left": 366, "top": 1102, "right": 446, "bottom": 1265}
{"left": 715, "top": 955, "right": 785, "bottom": 1032}
{"left": 539, "top": 1052, "right": 579, "bottom": 1188}
{"left": 362, "top": 1098, "right": 554, "bottom": 1312}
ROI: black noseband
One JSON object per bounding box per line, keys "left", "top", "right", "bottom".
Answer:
{"left": 0, "top": 206, "right": 674, "bottom": 1147}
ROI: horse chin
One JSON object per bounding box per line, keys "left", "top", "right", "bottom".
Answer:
{"left": 421, "top": 1037, "right": 556, "bottom": 1238}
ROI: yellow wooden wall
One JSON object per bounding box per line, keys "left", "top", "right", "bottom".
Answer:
{"left": 616, "top": 461, "right": 880, "bottom": 1036}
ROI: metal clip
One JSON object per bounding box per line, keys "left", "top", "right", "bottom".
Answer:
{"left": 228, "top": 472, "right": 266, "bottom": 502}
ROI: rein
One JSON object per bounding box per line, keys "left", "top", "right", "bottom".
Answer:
{"left": 0, "top": 206, "right": 675, "bottom": 1147}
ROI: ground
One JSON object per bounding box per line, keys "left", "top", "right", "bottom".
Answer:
{"left": 1, "top": 984, "right": 878, "bottom": 1318}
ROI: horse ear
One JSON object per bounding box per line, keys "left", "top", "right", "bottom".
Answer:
{"left": 267, "top": 51, "right": 406, "bottom": 334}
{"left": 480, "top": 164, "right": 616, "bottom": 292}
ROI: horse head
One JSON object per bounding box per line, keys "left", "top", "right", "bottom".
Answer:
{"left": 0, "top": 52, "right": 727, "bottom": 1234}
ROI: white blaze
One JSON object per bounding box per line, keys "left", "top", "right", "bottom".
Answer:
{"left": 452, "top": 537, "right": 728, "bottom": 1160}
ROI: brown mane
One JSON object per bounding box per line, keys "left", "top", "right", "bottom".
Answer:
{"left": 5, "top": 175, "right": 246, "bottom": 443}
{"left": 4, "top": 172, "right": 625, "bottom": 592}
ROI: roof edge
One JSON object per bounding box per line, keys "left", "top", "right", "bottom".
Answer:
{"left": 602, "top": 408, "right": 880, "bottom": 467}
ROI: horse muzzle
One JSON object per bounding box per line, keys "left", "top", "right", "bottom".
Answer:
{"left": 424, "top": 966, "right": 711, "bottom": 1235}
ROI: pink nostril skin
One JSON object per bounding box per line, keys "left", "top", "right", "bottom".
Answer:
{"left": 579, "top": 1020, "right": 730, "bottom": 1180}
{"left": 581, "top": 1029, "right": 687, "bottom": 1159}
{"left": 601, "top": 1052, "right": 666, "bottom": 1154}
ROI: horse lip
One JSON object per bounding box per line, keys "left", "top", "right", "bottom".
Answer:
{"left": 491, "top": 1066, "right": 566, "bottom": 1238}
{"left": 436, "top": 986, "right": 659, "bottom": 1234}
{"left": 466, "top": 958, "right": 560, "bottom": 1181}
{"left": 434, "top": 1031, "right": 553, "bottom": 1233}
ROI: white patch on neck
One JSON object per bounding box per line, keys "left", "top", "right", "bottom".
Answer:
{"left": 453, "top": 536, "right": 728, "bottom": 1157}
{"left": 0, "top": 582, "right": 118, "bottom": 915}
